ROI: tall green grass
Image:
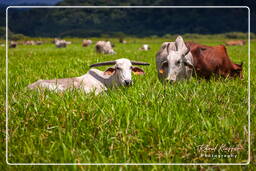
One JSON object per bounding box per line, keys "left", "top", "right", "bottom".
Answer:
{"left": 1, "top": 37, "right": 255, "bottom": 170}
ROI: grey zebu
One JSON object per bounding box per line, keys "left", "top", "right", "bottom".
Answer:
{"left": 28, "top": 58, "right": 149, "bottom": 95}
{"left": 156, "top": 36, "right": 194, "bottom": 82}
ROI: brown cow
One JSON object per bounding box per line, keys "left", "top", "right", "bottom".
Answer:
{"left": 226, "top": 40, "right": 246, "bottom": 46}
{"left": 9, "top": 41, "right": 17, "bottom": 48}
{"left": 185, "top": 42, "right": 243, "bottom": 79}
{"left": 82, "top": 39, "right": 92, "bottom": 47}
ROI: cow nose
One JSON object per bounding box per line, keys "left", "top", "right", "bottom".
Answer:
{"left": 169, "top": 80, "right": 175, "bottom": 84}
{"left": 124, "top": 80, "right": 132, "bottom": 86}
{"left": 166, "top": 79, "right": 175, "bottom": 84}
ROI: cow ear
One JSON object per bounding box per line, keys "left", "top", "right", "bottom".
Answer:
{"left": 159, "top": 61, "right": 168, "bottom": 74}
{"left": 175, "top": 35, "right": 189, "bottom": 56}
{"left": 132, "top": 67, "right": 145, "bottom": 75}
{"left": 104, "top": 67, "right": 116, "bottom": 75}
{"left": 161, "top": 42, "right": 169, "bottom": 49}
{"left": 239, "top": 62, "right": 244, "bottom": 67}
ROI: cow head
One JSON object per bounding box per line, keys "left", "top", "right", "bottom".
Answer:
{"left": 90, "top": 58, "right": 149, "bottom": 86}
{"left": 231, "top": 62, "right": 243, "bottom": 79}
{"left": 158, "top": 36, "right": 193, "bottom": 83}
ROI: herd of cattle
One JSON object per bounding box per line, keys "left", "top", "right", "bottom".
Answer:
{"left": 25, "top": 35, "right": 245, "bottom": 95}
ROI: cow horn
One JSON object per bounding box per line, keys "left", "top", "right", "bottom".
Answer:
{"left": 166, "top": 43, "right": 170, "bottom": 54}
{"left": 131, "top": 61, "right": 150, "bottom": 65}
{"left": 90, "top": 61, "right": 116, "bottom": 67}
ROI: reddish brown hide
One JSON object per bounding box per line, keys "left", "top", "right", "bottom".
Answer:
{"left": 185, "top": 42, "right": 243, "bottom": 79}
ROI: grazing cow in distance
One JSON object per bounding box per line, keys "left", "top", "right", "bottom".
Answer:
{"left": 226, "top": 40, "right": 246, "bottom": 46}
{"left": 35, "top": 41, "right": 43, "bottom": 45}
{"left": 9, "top": 41, "right": 17, "bottom": 48}
{"left": 55, "top": 40, "right": 68, "bottom": 48}
{"left": 52, "top": 38, "right": 60, "bottom": 44}
{"left": 139, "top": 44, "right": 150, "bottom": 51}
{"left": 119, "top": 38, "right": 127, "bottom": 44}
{"left": 95, "top": 41, "right": 116, "bottom": 54}
{"left": 82, "top": 39, "right": 92, "bottom": 47}
{"left": 28, "top": 58, "right": 150, "bottom": 95}
{"left": 24, "top": 40, "right": 36, "bottom": 45}
{"left": 65, "top": 41, "right": 72, "bottom": 45}
{"left": 156, "top": 36, "right": 243, "bottom": 83}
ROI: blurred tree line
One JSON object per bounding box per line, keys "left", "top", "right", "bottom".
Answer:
{"left": 0, "top": 0, "right": 254, "bottom": 38}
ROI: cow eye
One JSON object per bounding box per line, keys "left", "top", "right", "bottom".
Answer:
{"left": 116, "top": 67, "right": 121, "bottom": 70}
{"left": 162, "top": 62, "right": 168, "bottom": 68}
{"left": 176, "top": 60, "right": 181, "bottom": 65}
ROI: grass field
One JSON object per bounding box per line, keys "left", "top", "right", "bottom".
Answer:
{"left": 1, "top": 37, "right": 255, "bottom": 170}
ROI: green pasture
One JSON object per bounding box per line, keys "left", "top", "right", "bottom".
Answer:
{"left": 1, "top": 37, "right": 255, "bottom": 170}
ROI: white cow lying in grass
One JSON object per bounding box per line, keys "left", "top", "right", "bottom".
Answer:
{"left": 28, "top": 58, "right": 149, "bottom": 94}
{"left": 95, "top": 41, "right": 116, "bottom": 54}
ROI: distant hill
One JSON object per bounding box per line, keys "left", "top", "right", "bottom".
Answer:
{"left": 1, "top": 0, "right": 255, "bottom": 37}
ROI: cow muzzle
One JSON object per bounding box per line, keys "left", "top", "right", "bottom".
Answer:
{"left": 124, "top": 80, "right": 133, "bottom": 86}
{"left": 165, "top": 75, "right": 176, "bottom": 84}
{"left": 165, "top": 79, "right": 176, "bottom": 84}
